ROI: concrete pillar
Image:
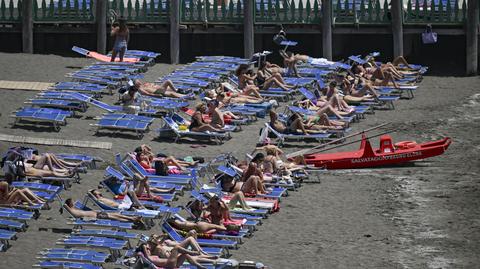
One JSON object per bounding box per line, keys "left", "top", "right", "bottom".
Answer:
{"left": 391, "top": 0, "right": 404, "bottom": 57}
{"left": 22, "top": 0, "right": 33, "bottom": 53}
{"left": 244, "top": 0, "right": 254, "bottom": 59}
{"left": 170, "top": 0, "right": 180, "bottom": 64}
{"left": 95, "top": 0, "right": 107, "bottom": 54}
{"left": 466, "top": 0, "right": 479, "bottom": 75}
{"left": 322, "top": 0, "right": 332, "bottom": 60}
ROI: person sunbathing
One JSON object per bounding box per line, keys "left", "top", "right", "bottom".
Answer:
{"left": 269, "top": 110, "right": 326, "bottom": 135}
{"left": 140, "top": 232, "right": 216, "bottom": 269}
{"left": 105, "top": 176, "right": 165, "bottom": 204}
{"left": 235, "top": 64, "right": 263, "bottom": 99}
{"left": 135, "top": 145, "right": 197, "bottom": 170}
{"left": 217, "top": 172, "right": 267, "bottom": 196}
{"left": 189, "top": 103, "right": 225, "bottom": 133}
{"left": 89, "top": 189, "right": 147, "bottom": 210}
{"left": 0, "top": 181, "right": 45, "bottom": 206}
{"left": 167, "top": 217, "right": 238, "bottom": 234}
{"left": 256, "top": 61, "right": 293, "bottom": 91}
{"left": 352, "top": 64, "right": 401, "bottom": 89}
{"left": 254, "top": 145, "right": 307, "bottom": 172}
{"left": 206, "top": 100, "right": 237, "bottom": 129}
{"left": 134, "top": 79, "right": 191, "bottom": 99}
{"left": 28, "top": 153, "right": 84, "bottom": 175}
{"left": 204, "top": 195, "right": 247, "bottom": 227}
{"left": 63, "top": 198, "right": 142, "bottom": 223}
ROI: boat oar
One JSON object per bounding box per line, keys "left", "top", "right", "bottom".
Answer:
{"left": 300, "top": 129, "right": 397, "bottom": 156}
{"left": 286, "top": 123, "right": 391, "bottom": 159}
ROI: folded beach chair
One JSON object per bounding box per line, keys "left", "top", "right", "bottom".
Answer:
{"left": 158, "top": 115, "right": 232, "bottom": 145}
{"left": 11, "top": 107, "right": 72, "bottom": 131}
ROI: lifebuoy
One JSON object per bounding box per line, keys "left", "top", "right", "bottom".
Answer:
{"left": 395, "top": 141, "right": 417, "bottom": 150}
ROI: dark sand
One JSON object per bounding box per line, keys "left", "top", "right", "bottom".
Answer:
{"left": 0, "top": 52, "right": 479, "bottom": 268}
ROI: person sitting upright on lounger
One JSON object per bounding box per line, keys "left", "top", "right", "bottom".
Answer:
{"left": 134, "top": 79, "right": 192, "bottom": 99}
{"left": 0, "top": 181, "right": 45, "bottom": 206}
{"left": 121, "top": 85, "right": 141, "bottom": 114}
{"left": 189, "top": 103, "right": 225, "bottom": 133}
{"left": 235, "top": 64, "right": 263, "bottom": 99}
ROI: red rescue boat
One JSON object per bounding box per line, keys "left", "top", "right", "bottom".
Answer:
{"left": 303, "top": 135, "right": 452, "bottom": 169}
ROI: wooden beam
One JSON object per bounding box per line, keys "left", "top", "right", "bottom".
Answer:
{"left": 95, "top": 0, "right": 107, "bottom": 54}
{"left": 322, "top": 0, "right": 333, "bottom": 60}
{"left": 391, "top": 0, "right": 404, "bottom": 57}
{"left": 169, "top": 0, "right": 180, "bottom": 64}
{"left": 244, "top": 0, "right": 254, "bottom": 59}
{"left": 21, "top": 0, "right": 33, "bottom": 53}
{"left": 466, "top": 0, "right": 479, "bottom": 75}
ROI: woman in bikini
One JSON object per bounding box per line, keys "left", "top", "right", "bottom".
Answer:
{"left": 63, "top": 198, "right": 142, "bottom": 223}
{"left": 140, "top": 232, "right": 217, "bottom": 269}
{"left": 110, "top": 18, "right": 129, "bottom": 62}
{"left": 256, "top": 61, "right": 293, "bottom": 91}
{"left": 235, "top": 64, "right": 263, "bottom": 99}
{"left": 217, "top": 170, "right": 267, "bottom": 196}
{"left": 189, "top": 103, "right": 225, "bottom": 133}
{"left": 134, "top": 79, "right": 191, "bottom": 99}
{"left": 0, "top": 182, "right": 45, "bottom": 206}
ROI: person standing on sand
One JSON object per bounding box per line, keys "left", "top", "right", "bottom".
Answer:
{"left": 110, "top": 17, "right": 129, "bottom": 62}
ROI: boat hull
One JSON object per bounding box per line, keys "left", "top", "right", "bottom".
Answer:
{"left": 304, "top": 137, "right": 451, "bottom": 169}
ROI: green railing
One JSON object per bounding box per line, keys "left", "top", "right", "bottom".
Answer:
{"left": 255, "top": 0, "right": 322, "bottom": 24}
{"left": 333, "top": 0, "right": 391, "bottom": 24}
{"left": 404, "top": 0, "right": 466, "bottom": 24}
{"left": 0, "top": 0, "right": 22, "bottom": 22}
{"left": 0, "top": 0, "right": 472, "bottom": 25}
{"left": 108, "top": 0, "right": 169, "bottom": 23}
{"left": 181, "top": 0, "right": 244, "bottom": 24}
{"left": 33, "top": 0, "right": 94, "bottom": 22}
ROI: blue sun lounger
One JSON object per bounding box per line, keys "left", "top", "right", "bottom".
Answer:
{"left": 72, "top": 229, "right": 139, "bottom": 240}
{"left": 11, "top": 107, "right": 72, "bottom": 131}
{"left": 118, "top": 162, "right": 185, "bottom": 193}
{"left": 33, "top": 260, "right": 103, "bottom": 269}
{"left": 62, "top": 203, "right": 133, "bottom": 231}
{"left": 0, "top": 219, "right": 26, "bottom": 231}
{"left": 57, "top": 235, "right": 127, "bottom": 259}
{"left": 36, "top": 248, "right": 109, "bottom": 265}
{"left": 262, "top": 122, "right": 333, "bottom": 147}
{"left": 67, "top": 73, "right": 121, "bottom": 88}
{"left": 161, "top": 221, "right": 237, "bottom": 252}
{"left": 50, "top": 82, "right": 107, "bottom": 97}
{"left": 127, "top": 159, "right": 193, "bottom": 185}
{"left": 0, "top": 228, "right": 17, "bottom": 251}
{"left": 27, "top": 98, "right": 86, "bottom": 113}
{"left": 92, "top": 118, "right": 151, "bottom": 139}
{"left": 159, "top": 116, "right": 232, "bottom": 145}
{"left": 103, "top": 166, "right": 176, "bottom": 202}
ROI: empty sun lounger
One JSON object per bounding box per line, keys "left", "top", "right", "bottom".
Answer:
{"left": 11, "top": 107, "right": 72, "bottom": 131}
{"left": 33, "top": 260, "right": 103, "bottom": 269}
{"left": 92, "top": 117, "right": 152, "bottom": 139}
{"left": 56, "top": 235, "right": 127, "bottom": 259}
{"left": 0, "top": 228, "right": 17, "bottom": 251}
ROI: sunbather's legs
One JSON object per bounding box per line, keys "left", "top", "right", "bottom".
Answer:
{"left": 290, "top": 118, "right": 309, "bottom": 135}
{"left": 242, "top": 176, "right": 266, "bottom": 194}
{"left": 164, "top": 91, "right": 186, "bottom": 99}
{"left": 19, "top": 188, "right": 45, "bottom": 203}
{"left": 391, "top": 56, "right": 411, "bottom": 68}
{"left": 294, "top": 54, "right": 309, "bottom": 62}
{"left": 105, "top": 212, "right": 138, "bottom": 222}
{"left": 262, "top": 77, "right": 291, "bottom": 91}
{"left": 243, "top": 85, "right": 262, "bottom": 99}
{"left": 47, "top": 154, "right": 82, "bottom": 169}
{"left": 25, "top": 166, "right": 70, "bottom": 177}
{"left": 228, "top": 191, "right": 253, "bottom": 210}
{"left": 191, "top": 124, "right": 224, "bottom": 133}
{"left": 7, "top": 189, "right": 36, "bottom": 206}
{"left": 162, "top": 80, "right": 179, "bottom": 93}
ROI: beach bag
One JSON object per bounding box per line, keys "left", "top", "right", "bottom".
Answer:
{"left": 422, "top": 24, "right": 437, "bottom": 44}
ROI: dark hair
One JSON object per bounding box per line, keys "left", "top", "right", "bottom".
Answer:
{"left": 134, "top": 147, "right": 142, "bottom": 153}
{"left": 251, "top": 153, "right": 265, "bottom": 163}
{"left": 329, "top": 81, "right": 337, "bottom": 88}
{"left": 65, "top": 198, "right": 73, "bottom": 206}
{"left": 235, "top": 64, "right": 249, "bottom": 76}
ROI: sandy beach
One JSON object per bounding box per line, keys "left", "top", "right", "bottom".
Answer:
{"left": 0, "top": 52, "right": 479, "bottom": 268}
